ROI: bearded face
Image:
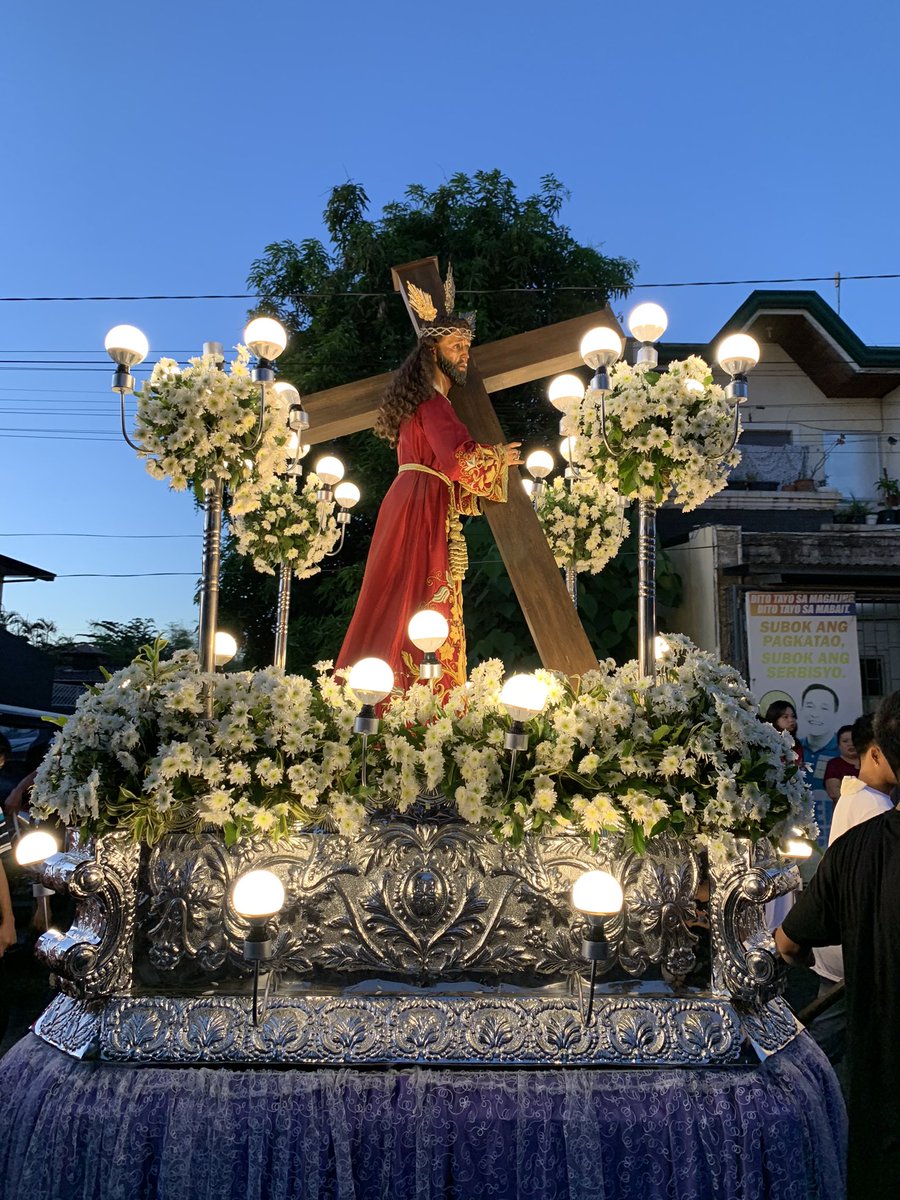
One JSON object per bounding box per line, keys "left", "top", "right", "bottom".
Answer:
{"left": 435, "top": 333, "right": 470, "bottom": 386}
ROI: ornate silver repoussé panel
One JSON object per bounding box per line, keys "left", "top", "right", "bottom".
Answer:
{"left": 32, "top": 810, "right": 801, "bottom": 1067}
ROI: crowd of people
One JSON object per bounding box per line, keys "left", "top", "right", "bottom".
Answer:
{"left": 771, "top": 689, "right": 900, "bottom": 1198}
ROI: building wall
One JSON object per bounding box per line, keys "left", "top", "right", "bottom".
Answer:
{"left": 739, "top": 343, "right": 886, "bottom": 499}
{"left": 0, "top": 629, "right": 54, "bottom": 709}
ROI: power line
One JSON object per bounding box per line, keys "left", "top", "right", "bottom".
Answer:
{"left": 0, "top": 272, "right": 899, "bottom": 303}
{"left": 0, "top": 533, "right": 197, "bottom": 539}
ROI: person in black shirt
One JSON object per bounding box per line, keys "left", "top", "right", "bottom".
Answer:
{"left": 776, "top": 690, "right": 900, "bottom": 1200}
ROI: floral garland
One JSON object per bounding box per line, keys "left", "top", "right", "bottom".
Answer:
{"left": 32, "top": 637, "right": 814, "bottom": 865}
{"left": 134, "top": 347, "right": 291, "bottom": 498}
{"left": 535, "top": 472, "right": 626, "bottom": 574}
{"left": 577, "top": 356, "right": 741, "bottom": 512}
{"left": 230, "top": 473, "right": 339, "bottom": 579}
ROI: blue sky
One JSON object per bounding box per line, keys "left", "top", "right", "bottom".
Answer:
{"left": 2, "top": 0, "right": 898, "bottom": 639}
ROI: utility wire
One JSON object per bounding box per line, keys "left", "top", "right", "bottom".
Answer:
{"left": 1, "top": 272, "right": 900, "bottom": 303}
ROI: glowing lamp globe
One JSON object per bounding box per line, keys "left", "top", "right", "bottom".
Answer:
{"left": 781, "top": 838, "right": 813, "bottom": 860}
{"left": 232, "top": 869, "right": 285, "bottom": 919}
{"left": 547, "top": 374, "right": 585, "bottom": 411}
{"left": 580, "top": 326, "right": 623, "bottom": 369}
{"left": 104, "top": 325, "right": 149, "bottom": 368}
{"left": 654, "top": 635, "right": 671, "bottom": 660}
{"left": 315, "top": 456, "right": 344, "bottom": 486}
{"left": 214, "top": 631, "right": 238, "bottom": 667}
{"left": 571, "top": 869, "right": 624, "bottom": 916}
{"left": 15, "top": 829, "right": 59, "bottom": 866}
{"left": 716, "top": 333, "right": 760, "bottom": 377}
{"left": 272, "top": 380, "right": 301, "bottom": 406}
{"left": 334, "top": 482, "right": 360, "bottom": 509}
{"left": 628, "top": 303, "right": 668, "bottom": 344}
{"left": 408, "top": 609, "right": 450, "bottom": 653}
{"left": 499, "top": 673, "right": 549, "bottom": 722}
{"left": 243, "top": 317, "right": 287, "bottom": 362}
{"left": 526, "top": 450, "right": 554, "bottom": 479}
{"left": 348, "top": 657, "right": 394, "bottom": 705}
{"left": 559, "top": 436, "right": 578, "bottom": 461}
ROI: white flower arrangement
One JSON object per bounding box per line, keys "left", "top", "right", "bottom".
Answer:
{"left": 535, "top": 472, "right": 626, "bottom": 574}
{"left": 133, "top": 347, "right": 291, "bottom": 499}
{"left": 577, "top": 356, "right": 741, "bottom": 512}
{"left": 230, "top": 473, "right": 339, "bottom": 580}
{"left": 32, "top": 638, "right": 814, "bottom": 863}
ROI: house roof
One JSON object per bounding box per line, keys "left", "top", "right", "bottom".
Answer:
{"left": 0, "top": 554, "right": 55, "bottom": 583}
{"left": 661, "top": 290, "right": 900, "bottom": 399}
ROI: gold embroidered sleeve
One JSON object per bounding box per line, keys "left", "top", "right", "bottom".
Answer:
{"left": 454, "top": 443, "right": 508, "bottom": 510}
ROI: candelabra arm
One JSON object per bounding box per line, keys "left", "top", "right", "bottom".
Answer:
{"left": 599, "top": 393, "right": 620, "bottom": 458}
{"left": 325, "top": 524, "right": 347, "bottom": 558}
{"left": 505, "top": 748, "right": 518, "bottom": 801}
{"left": 710, "top": 405, "right": 741, "bottom": 461}
{"left": 246, "top": 383, "right": 268, "bottom": 452}
{"left": 565, "top": 560, "right": 578, "bottom": 607}
{"left": 360, "top": 732, "right": 369, "bottom": 789}
{"left": 273, "top": 561, "right": 291, "bottom": 670}
{"left": 198, "top": 480, "right": 224, "bottom": 710}
{"left": 637, "top": 498, "right": 657, "bottom": 682}
{"left": 119, "top": 392, "right": 142, "bottom": 452}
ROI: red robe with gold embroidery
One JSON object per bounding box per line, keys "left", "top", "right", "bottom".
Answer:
{"left": 336, "top": 392, "right": 508, "bottom": 694}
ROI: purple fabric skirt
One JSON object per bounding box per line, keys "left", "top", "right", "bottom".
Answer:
{"left": 0, "top": 1032, "right": 845, "bottom": 1200}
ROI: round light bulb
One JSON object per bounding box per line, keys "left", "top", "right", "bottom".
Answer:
{"left": 243, "top": 317, "right": 287, "bottom": 362}
{"left": 104, "top": 325, "right": 149, "bottom": 369}
{"left": 315, "top": 456, "right": 344, "bottom": 486}
{"left": 348, "top": 657, "right": 394, "bottom": 705}
{"left": 272, "top": 380, "right": 301, "bottom": 406}
{"left": 408, "top": 609, "right": 450, "bottom": 653}
{"left": 716, "top": 333, "right": 760, "bottom": 377}
{"left": 232, "top": 869, "right": 285, "bottom": 918}
{"left": 559, "top": 436, "right": 578, "bottom": 461}
{"left": 14, "top": 829, "right": 59, "bottom": 866}
{"left": 214, "top": 631, "right": 238, "bottom": 667}
{"left": 526, "top": 450, "right": 554, "bottom": 479}
{"left": 571, "top": 869, "right": 624, "bottom": 916}
{"left": 547, "top": 374, "right": 585, "bottom": 411}
{"left": 780, "top": 838, "right": 813, "bottom": 860}
{"left": 628, "top": 302, "right": 668, "bottom": 344}
{"left": 334, "top": 482, "right": 360, "bottom": 509}
{"left": 286, "top": 432, "right": 310, "bottom": 458}
{"left": 499, "top": 673, "right": 549, "bottom": 722}
{"left": 580, "top": 326, "right": 623, "bottom": 369}
{"left": 654, "top": 635, "right": 671, "bottom": 659}
{"left": 522, "top": 478, "right": 535, "bottom": 497}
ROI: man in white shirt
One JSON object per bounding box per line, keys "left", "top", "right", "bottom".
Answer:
{"left": 805, "top": 712, "right": 896, "bottom": 1080}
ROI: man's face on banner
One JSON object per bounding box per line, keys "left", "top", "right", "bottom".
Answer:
{"left": 800, "top": 686, "right": 839, "bottom": 748}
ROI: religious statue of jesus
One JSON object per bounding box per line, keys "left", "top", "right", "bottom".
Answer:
{"left": 336, "top": 273, "right": 521, "bottom": 694}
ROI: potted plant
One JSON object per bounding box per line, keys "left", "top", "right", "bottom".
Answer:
{"left": 834, "top": 498, "right": 871, "bottom": 525}
{"left": 876, "top": 471, "right": 900, "bottom": 508}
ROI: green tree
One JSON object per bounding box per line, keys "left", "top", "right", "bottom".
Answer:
{"left": 84, "top": 618, "right": 195, "bottom": 669}
{"left": 222, "top": 170, "right": 646, "bottom": 672}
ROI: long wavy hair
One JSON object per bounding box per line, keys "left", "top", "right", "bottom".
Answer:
{"left": 375, "top": 316, "right": 474, "bottom": 446}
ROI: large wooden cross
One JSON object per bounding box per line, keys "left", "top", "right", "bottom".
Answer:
{"left": 301, "top": 256, "right": 623, "bottom": 678}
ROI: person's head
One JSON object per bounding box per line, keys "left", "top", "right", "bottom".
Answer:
{"left": 836, "top": 724, "right": 857, "bottom": 762}
{"left": 874, "top": 691, "right": 900, "bottom": 783}
{"left": 765, "top": 700, "right": 797, "bottom": 734}
{"left": 851, "top": 713, "right": 893, "bottom": 793}
{"left": 373, "top": 318, "right": 475, "bottom": 447}
{"left": 800, "top": 684, "right": 840, "bottom": 746}
{"left": 0, "top": 732, "right": 9, "bottom": 769}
